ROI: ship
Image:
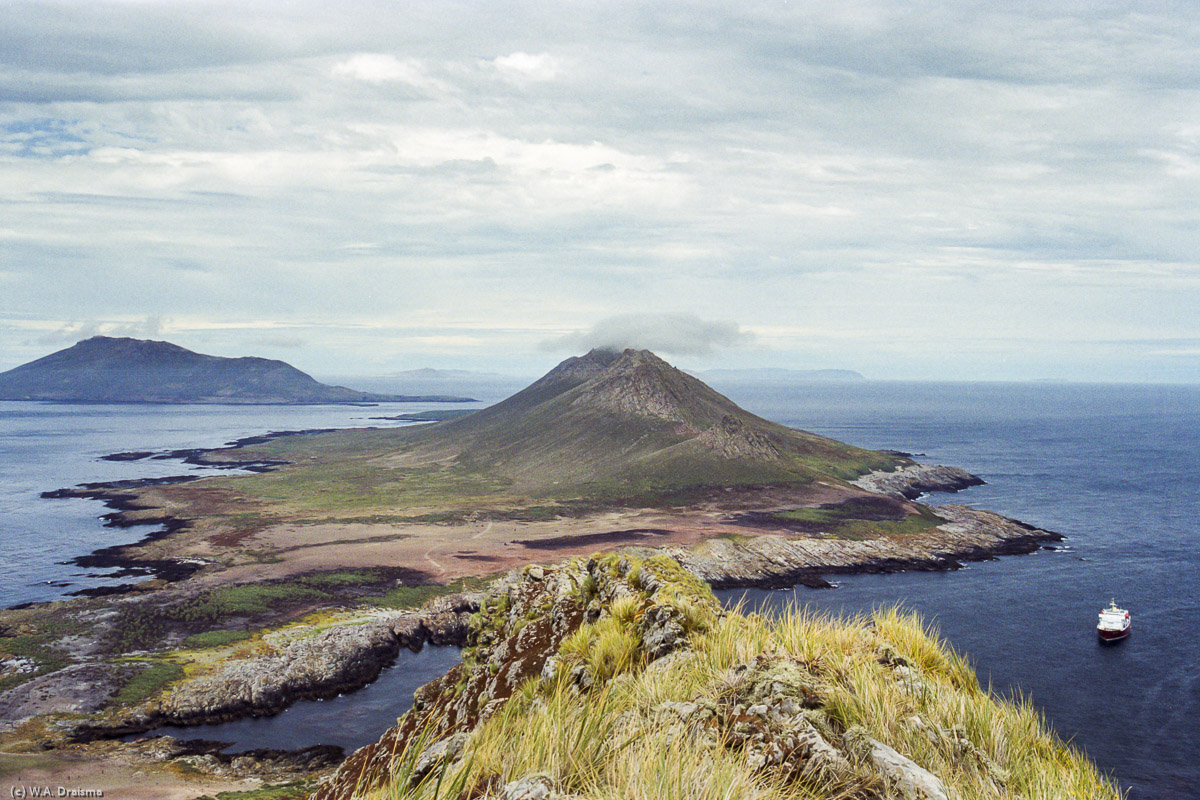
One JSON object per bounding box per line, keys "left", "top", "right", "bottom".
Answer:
{"left": 1097, "top": 600, "right": 1131, "bottom": 642}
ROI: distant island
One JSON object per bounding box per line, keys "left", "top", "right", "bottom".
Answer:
{"left": 0, "top": 336, "right": 477, "bottom": 404}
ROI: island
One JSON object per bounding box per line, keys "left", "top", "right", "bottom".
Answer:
{"left": 0, "top": 348, "right": 1118, "bottom": 800}
{"left": 0, "top": 336, "right": 476, "bottom": 404}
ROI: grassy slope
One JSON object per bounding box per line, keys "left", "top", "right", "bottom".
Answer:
{"left": 366, "top": 577, "right": 1118, "bottom": 800}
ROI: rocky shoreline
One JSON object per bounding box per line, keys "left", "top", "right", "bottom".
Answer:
{"left": 37, "top": 479, "right": 206, "bottom": 597}
{"left": 98, "top": 427, "right": 342, "bottom": 471}
{"left": 70, "top": 593, "right": 482, "bottom": 744}
{"left": 679, "top": 504, "right": 1062, "bottom": 591}
{"left": 851, "top": 463, "right": 985, "bottom": 499}
{"left": 66, "top": 499, "right": 1060, "bottom": 748}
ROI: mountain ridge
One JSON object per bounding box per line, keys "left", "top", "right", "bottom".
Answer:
{"left": 0, "top": 336, "right": 475, "bottom": 404}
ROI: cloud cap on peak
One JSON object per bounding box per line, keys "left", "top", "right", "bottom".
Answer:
{"left": 541, "top": 313, "right": 753, "bottom": 357}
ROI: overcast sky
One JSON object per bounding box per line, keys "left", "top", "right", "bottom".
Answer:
{"left": 2, "top": 0, "right": 1199, "bottom": 382}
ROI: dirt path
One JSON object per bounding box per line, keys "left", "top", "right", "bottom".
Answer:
{"left": 423, "top": 520, "right": 494, "bottom": 578}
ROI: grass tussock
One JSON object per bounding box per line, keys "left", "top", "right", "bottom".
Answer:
{"left": 366, "top": 602, "right": 1119, "bottom": 800}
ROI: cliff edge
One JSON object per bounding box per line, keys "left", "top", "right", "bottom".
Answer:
{"left": 312, "top": 554, "right": 1118, "bottom": 800}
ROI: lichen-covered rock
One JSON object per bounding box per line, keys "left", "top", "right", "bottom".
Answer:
{"left": 736, "top": 655, "right": 825, "bottom": 710}
{"left": 409, "top": 732, "right": 468, "bottom": 786}
{"left": 0, "top": 662, "right": 126, "bottom": 729}
{"left": 713, "top": 656, "right": 851, "bottom": 784}
{"left": 501, "top": 773, "right": 555, "bottom": 800}
{"left": 638, "top": 604, "right": 683, "bottom": 659}
{"left": 843, "top": 727, "right": 949, "bottom": 800}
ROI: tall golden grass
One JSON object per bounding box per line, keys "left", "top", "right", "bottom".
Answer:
{"left": 368, "top": 602, "right": 1120, "bottom": 800}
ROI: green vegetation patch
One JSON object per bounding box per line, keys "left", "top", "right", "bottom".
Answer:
{"left": 113, "top": 570, "right": 404, "bottom": 651}
{"left": 111, "top": 659, "right": 185, "bottom": 706}
{"left": 298, "top": 569, "right": 381, "bottom": 587}
{"left": 0, "top": 614, "right": 86, "bottom": 685}
{"left": 202, "top": 457, "right": 513, "bottom": 518}
{"left": 179, "top": 629, "right": 254, "bottom": 650}
{"left": 110, "top": 569, "right": 483, "bottom": 653}
{"left": 371, "top": 575, "right": 489, "bottom": 611}
{"left": 762, "top": 496, "right": 947, "bottom": 540}
{"left": 833, "top": 505, "right": 947, "bottom": 540}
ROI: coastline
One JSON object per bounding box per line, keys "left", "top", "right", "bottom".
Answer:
{"left": 2, "top": 433, "right": 1068, "bottom": 795}
{"left": 680, "top": 504, "right": 1063, "bottom": 591}
{"left": 32, "top": 448, "right": 1048, "bottom": 606}
{"left": 30, "top": 429, "right": 355, "bottom": 599}
{"left": 16, "top": 462, "right": 1062, "bottom": 738}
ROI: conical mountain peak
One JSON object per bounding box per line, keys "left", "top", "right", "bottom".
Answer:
{"left": 571, "top": 348, "right": 721, "bottom": 426}
{"left": 395, "top": 348, "right": 894, "bottom": 495}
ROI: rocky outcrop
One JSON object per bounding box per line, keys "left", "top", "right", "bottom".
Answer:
{"left": 311, "top": 554, "right": 718, "bottom": 800}
{"left": 159, "top": 619, "right": 399, "bottom": 725}
{"left": 643, "top": 652, "right": 951, "bottom": 798}
{"left": 95, "top": 594, "right": 480, "bottom": 736}
{"left": 844, "top": 731, "right": 948, "bottom": 800}
{"left": 0, "top": 663, "right": 129, "bottom": 731}
{"left": 852, "top": 464, "right": 984, "bottom": 499}
{"left": 674, "top": 504, "right": 1062, "bottom": 589}
{"left": 304, "top": 554, "right": 1116, "bottom": 800}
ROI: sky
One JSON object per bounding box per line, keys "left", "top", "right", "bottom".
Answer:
{"left": 2, "top": 0, "right": 1199, "bottom": 382}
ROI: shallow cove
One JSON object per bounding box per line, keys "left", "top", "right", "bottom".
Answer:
{"left": 126, "top": 645, "right": 462, "bottom": 754}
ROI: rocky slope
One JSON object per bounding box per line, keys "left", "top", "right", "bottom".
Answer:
{"left": 311, "top": 554, "right": 719, "bottom": 800}
{"left": 309, "top": 553, "right": 1118, "bottom": 800}
{"left": 0, "top": 336, "right": 474, "bottom": 403}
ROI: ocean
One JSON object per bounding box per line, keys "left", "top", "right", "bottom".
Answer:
{"left": 711, "top": 380, "right": 1200, "bottom": 800}
{"left": 3, "top": 381, "right": 1198, "bottom": 798}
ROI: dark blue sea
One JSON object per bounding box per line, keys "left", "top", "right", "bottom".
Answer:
{"left": 3, "top": 382, "right": 1197, "bottom": 797}
{"left": 711, "top": 380, "right": 1200, "bottom": 800}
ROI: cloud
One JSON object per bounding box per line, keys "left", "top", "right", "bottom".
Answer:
{"left": 332, "top": 54, "right": 449, "bottom": 92}
{"left": 35, "top": 315, "right": 167, "bottom": 346}
{"left": 491, "top": 51, "right": 560, "bottom": 81}
{"left": 2, "top": 2, "right": 1199, "bottom": 381}
{"left": 541, "top": 314, "right": 754, "bottom": 357}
